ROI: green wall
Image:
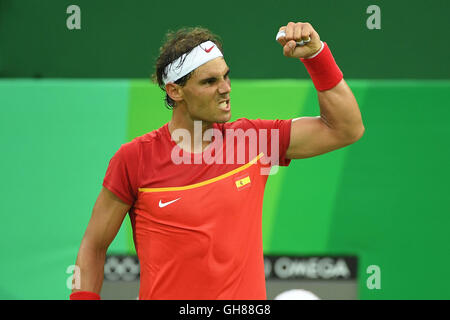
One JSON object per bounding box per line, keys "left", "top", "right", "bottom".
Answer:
{"left": 0, "top": 80, "right": 131, "bottom": 298}
{"left": 1, "top": 79, "right": 449, "bottom": 299}
{"left": 1, "top": 0, "right": 449, "bottom": 79}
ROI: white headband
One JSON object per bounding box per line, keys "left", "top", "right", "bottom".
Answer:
{"left": 163, "top": 41, "right": 223, "bottom": 85}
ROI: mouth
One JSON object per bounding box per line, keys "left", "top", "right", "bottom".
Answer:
{"left": 218, "top": 99, "right": 230, "bottom": 111}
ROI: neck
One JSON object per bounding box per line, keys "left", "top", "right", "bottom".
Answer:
{"left": 168, "top": 105, "right": 214, "bottom": 153}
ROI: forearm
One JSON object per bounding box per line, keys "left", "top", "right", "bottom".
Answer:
{"left": 317, "top": 79, "right": 364, "bottom": 141}
{"left": 279, "top": 22, "right": 365, "bottom": 158}
{"left": 278, "top": 22, "right": 364, "bottom": 140}
{"left": 70, "top": 187, "right": 130, "bottom": 299}
{"left": 72, "top": 242, "right": 107, "bottom": 295}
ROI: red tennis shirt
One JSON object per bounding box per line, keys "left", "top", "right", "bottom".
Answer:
{"left": 103, "top": 118, "right": 292, "bottom": 299}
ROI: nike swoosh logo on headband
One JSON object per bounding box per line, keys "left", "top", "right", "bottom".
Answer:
{"left": 204, "top": 45, "right": 215, "bottom": 53}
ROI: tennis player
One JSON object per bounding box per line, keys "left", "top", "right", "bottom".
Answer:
{"left": 70, "top": 22, "right": 364, "bottom": 300}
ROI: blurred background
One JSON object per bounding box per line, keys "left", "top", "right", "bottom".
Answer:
{"left": 0, "top": 0, "right": 449, "bottom": 300}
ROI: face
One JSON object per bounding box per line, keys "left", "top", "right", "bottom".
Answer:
{"left": 180, "top": 57, "right": 231, "bottom": 124}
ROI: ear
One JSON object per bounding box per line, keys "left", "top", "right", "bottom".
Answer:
{"left": 165, "top": 83, "right": 184, "bottom": 104}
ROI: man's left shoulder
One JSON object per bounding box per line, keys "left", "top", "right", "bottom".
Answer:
{"left": 220, "top": 118, "right": 258, "bottom": 130}
{"left": 221, "top": 118, "right": 291, "bottom": 130}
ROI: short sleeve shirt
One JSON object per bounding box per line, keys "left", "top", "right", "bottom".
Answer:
{"left": 103, "top": 118, "right": 292, "bottom": 299}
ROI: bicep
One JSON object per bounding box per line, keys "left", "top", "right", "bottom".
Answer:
{"left": 81, "top": 187, "right": 131, "bottom": 251}
{"left": 285, "top": 116, "right": 351, "bottom": 159}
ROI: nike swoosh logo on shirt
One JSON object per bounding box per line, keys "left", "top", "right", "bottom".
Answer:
{"left": 205, "top": 45, "right": 215, "bottom": 53}
{"left": 158, "top": 198, "right": 181, "bottom": 208}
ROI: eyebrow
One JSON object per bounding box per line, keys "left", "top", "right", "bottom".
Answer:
{"left": 199, "top": 68, "right": 230, "bottom": 84}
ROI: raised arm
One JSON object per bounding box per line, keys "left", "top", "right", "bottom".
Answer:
{"left": 277, "top": 22, "right": 365, "bottom": 159}
{"left": 71, "top": 187, "right": 130, "bottom": 299}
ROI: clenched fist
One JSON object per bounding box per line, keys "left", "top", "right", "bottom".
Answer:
{"left": 276, "top": 22, "right": 322, "bottom": 59}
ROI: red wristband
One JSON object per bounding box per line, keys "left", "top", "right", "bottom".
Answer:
{"left": 300, "top": 42, "right": 343, "bottom": 91}
{"left": 70, "top": 291, "right": 101, "bottom": 300}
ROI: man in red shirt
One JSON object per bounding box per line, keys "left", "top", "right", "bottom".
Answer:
{"left": 71, "top": 22, "right": 364, "bottom": 300}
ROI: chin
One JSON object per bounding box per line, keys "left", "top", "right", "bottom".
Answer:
{"left": 216, "top": 113, "right": 232, "bottom": 123}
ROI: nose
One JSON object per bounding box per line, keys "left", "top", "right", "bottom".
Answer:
{"left": 218, "top": 78, "right": 231, "bottom": 95}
